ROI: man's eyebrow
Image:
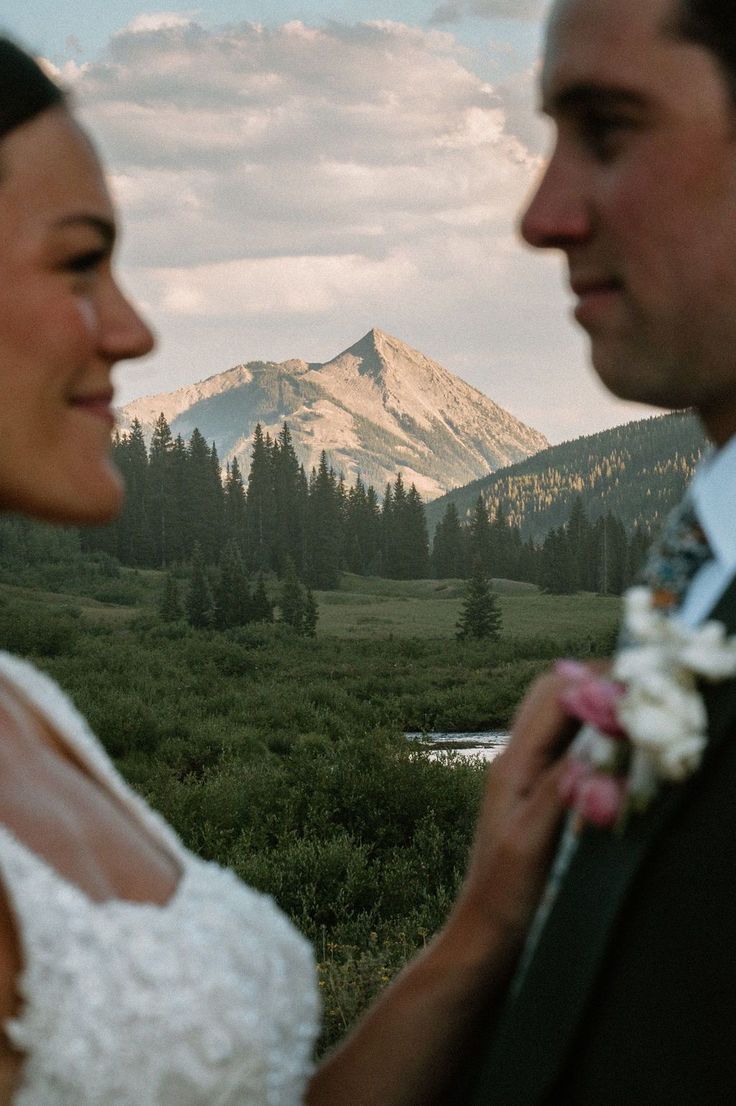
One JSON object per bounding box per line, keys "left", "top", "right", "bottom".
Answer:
{"left": 52, "top": 214, "right": 116, "bottom": 247}
{"left": 542, "top": 83, "right": 649, "bottom": 117}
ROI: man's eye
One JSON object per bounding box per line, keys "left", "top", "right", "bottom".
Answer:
{"left": 580, "top": 114, "right": 634, "bottom": 160}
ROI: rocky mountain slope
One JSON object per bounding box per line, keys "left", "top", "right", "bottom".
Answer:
{"left": 120, "top": 329, "right": 548, "bottom": 500}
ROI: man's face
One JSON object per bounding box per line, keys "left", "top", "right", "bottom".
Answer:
{"left": 521, "top": 0, "right": 736, "bottom": 443}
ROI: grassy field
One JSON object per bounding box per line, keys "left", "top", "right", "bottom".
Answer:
{"left": 319, "top": 573, "right": 621, "bottom": 644}
{"left": 0, "top": 569, "right": 622, "bottom": 644}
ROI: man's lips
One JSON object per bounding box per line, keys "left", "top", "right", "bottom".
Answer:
{"left": 570, "top": 277, "right": 623, "bottom": 325}
{"left": 570, "top": 276, "right": 622, "bottom": 297}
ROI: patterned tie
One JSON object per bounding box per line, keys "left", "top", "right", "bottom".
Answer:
{"left": 639, "top": 492, "right": 714, "bottom": 613}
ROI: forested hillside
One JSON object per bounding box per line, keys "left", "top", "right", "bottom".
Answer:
{"left": 426, "top": 411, "right": 706, "bottom": 540}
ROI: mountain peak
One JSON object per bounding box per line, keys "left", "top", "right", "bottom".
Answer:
{"left": 120, "top": 329, "right": 548, "bottom": 500}
{"left": 339, "top": 326, "right": 394, "bottom": 362}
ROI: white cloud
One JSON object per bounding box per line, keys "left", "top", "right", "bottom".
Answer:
{"left": 64, "top": 13, "right": 629, "bottom": 442}
{"left": 70, "top": 17, "right": 540, "bottom": 275}
{"left": 139, "top": 252, "right": 417, "bottom": 317}
{"left": 120, "top": 12, "right": 197, "bottom": 34}
{"left": 431, "top": 0, "right": 547, "bottom": 23}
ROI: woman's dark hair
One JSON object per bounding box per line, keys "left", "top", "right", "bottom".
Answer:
{"left": 676, "top": 2, "right": 736, "bottom": 98}
{"left": 0, "top": 37, "right": 65, "bottom": 141}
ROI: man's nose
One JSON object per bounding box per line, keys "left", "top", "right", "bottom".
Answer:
{"left": 520, "top": 149, "right": 592, "bottom": 250}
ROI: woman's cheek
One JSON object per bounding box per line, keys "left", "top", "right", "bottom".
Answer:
{"left": 74, "top": 294, "right": 97, "bottom": 337}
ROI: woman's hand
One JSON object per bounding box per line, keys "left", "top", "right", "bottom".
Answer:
{"left": 450, "top": 668, "right": 580, "bottom": 967}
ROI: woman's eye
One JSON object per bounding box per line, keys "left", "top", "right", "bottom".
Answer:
{"left": 68, "top": 251, "right": 104, "bottom": 273}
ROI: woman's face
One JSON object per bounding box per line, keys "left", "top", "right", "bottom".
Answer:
{"left": 0, "top": 106, "right": 154, "bottom": 524}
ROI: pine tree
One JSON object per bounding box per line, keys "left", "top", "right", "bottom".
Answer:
{"left": 456, "top": 560, "right": 502, "bottom": 641}
{"left": 279, "top": 557, "right": 305, "bottom": 631}
{"left": 251, "top": 573, "right": 274, "bottom": 623}
{"left": 404, "top": 484, "right": 430, "bottom": 579}
{"left": 567, "top": 495, "right": 594, "bottom": 591}
{"left": 148, "top": 413, "right": 174, "bottom": 568}
{"left": 344, "top": 476, "right": 367, "bottom": 575}
{"left": 363, "top": 484, "right": 382, "bottom": 575}
{"left": 595, "top": 511, "right": 628, "bottom": 595}
{"left": 214, "top": 540, "right": 251, "bottom": 628}
{"left": 432, "top": 502, "right": 466, "bottom": 578}
{"left": 306, "top": 452, "right": 342, "bottom": 589}
{"left": 115, "top": 420, "right": 152, "bottom": 565}
{"left": 272, "top": 424, "right": 306, "bottom": 575}
{"left": 387, "top": 473, "right": 408, "bottom": 577}
{"left": 207, "top": 441, "right": 225, "bottom": 557}
{"left": 467, "top": 495, "right": 492, "bottom": 574}
{"left": 186, "top": 429, "right": 221, "bottom": 562}
{"left": 303, "top": 588, "right": 319, "bottom": 637}
{"left": 627, "top": 524, "right": 650, "bottom": 586}
{"left": 159, "top": 570, "right": 183, "bottom": 621}
{"left": 167, "top": 434, "right": 189, "bottom": 564}
{"left": 245, "top": 424, "right": 274, "bottom": 572}
{"left": 186, "top": 543, "right": 215, "bottom": 628}
{"left": 223, "top": 457, "right": 247, "bottom": 553}
{"left": 539, "top": 525, "right": 574, "bottom": 594}
{"left": 379, "top": 482, "right": 393, "bottom": 578}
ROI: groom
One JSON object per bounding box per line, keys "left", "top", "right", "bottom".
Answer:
{"left": 465, "top": 0, "right": 736, "bottom": 1103}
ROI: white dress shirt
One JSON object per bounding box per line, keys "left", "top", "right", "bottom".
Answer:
{"left": 677, "top": 431, "right": 736, "bottom": 627}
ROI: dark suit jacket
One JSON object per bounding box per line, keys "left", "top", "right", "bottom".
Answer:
{"left": 464, "top": 578, "right": 736, "bottom": 1106}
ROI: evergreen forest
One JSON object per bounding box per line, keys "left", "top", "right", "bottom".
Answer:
{"left": 68, "top": 414, "right": 672, "bottom": 606}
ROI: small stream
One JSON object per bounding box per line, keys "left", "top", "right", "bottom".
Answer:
{"left": 406, "top": 731, "right": 510, "bottom": 763}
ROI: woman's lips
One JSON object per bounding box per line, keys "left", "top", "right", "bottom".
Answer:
{"left": 69, "top": 393, "right": 116, "bottom": 428}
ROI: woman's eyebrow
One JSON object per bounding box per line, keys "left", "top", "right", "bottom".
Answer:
{"left": 52, "top": 213, "right": 116, "bottom": 248}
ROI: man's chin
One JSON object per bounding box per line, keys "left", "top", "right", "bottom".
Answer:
{"left": 589, "top": 344, "right": 686, "bottom": 410}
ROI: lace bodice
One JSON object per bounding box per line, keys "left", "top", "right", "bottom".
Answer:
{"left": 0, "top": 652, "right": 320, "bottom": 1105}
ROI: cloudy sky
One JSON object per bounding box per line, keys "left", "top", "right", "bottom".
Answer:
{"left": 7, "top": 0, "right": 653, "bottom": 443}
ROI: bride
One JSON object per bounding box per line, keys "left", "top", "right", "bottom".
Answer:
{"left": 0, "top": 37, "right": 572, "bottom": 1105}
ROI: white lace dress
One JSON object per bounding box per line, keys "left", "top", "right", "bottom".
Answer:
{"left": 0, "top": 652, "right": 320, "bottom": 1106}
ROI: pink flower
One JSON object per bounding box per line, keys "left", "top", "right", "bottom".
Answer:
{"left": 559, "top": 757, "right": 590, "bottom": 805}
{"left": 555, "top": 660, "right": 627, "bottom": 738}
{"left": 576, "top": 773, "right": 627, "bottom": 828}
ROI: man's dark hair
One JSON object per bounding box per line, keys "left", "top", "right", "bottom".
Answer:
{"left": 0, "top": 37, "right": 65, "bottom": 142}
{"left": 676, "top": 2, "right": 736, "bottom": 97}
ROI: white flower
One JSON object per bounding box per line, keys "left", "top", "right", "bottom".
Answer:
{"left": 613, "top": 587, "right": 736, "bottom": 802}
{"left": 621, "top": 681, "right": 705, "bottom": 749}
{"left": 570, "top": 723, "right": 618, "bottom": 769}
{"left": 623, "top": 587, "right": 666, "bottom": 643}
{"left": 677, "top": 620, "right": 736, "bottom": 680}
{"left": 567, "top": 588, "right": 736, "bottom": 823}
{"left": 656, "top": 734, "right": 706, "bottom": 781}
{"left": 613, "top": 645, "right": 671, "bottom": 683}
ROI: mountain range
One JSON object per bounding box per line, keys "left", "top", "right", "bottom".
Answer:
{"left": 120, "top": 328, "right": 548, "bottom": 500}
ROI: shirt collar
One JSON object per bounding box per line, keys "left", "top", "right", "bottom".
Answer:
{"left": 690, "top": 432, "right": 736, "bottom": 570}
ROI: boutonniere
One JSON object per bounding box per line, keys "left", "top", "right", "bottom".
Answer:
{"left": 557, "top": 586, "right": 736, "bottom": 830}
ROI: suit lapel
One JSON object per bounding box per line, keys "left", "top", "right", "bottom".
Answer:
{"left": 467, "top": 577, "right": 736, "bottom": 1106}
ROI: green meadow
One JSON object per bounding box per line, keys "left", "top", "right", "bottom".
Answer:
{"left": 321, "top": 573, "right": 621, "bottom": 643}
{"left": 0, "top": 568, "right": 620, "bottom": 1050}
